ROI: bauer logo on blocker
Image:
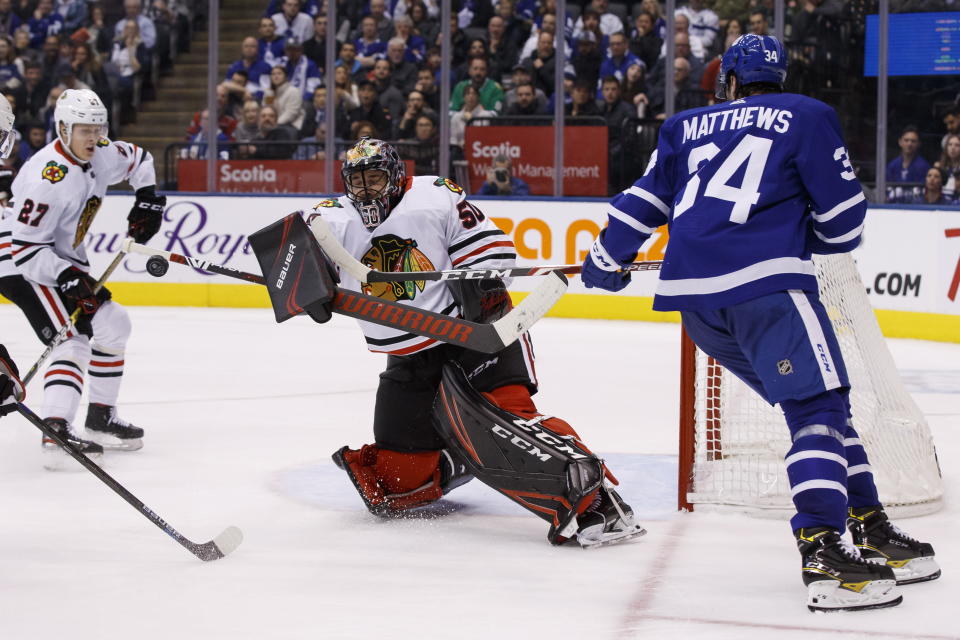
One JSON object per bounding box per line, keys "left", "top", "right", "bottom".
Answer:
{"left": 276, "top": 243, "right": 296, "bottom": 289}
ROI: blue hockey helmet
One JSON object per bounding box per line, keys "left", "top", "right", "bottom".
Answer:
{"left": 716, "top": 34, "right": 787, "bottom": 100}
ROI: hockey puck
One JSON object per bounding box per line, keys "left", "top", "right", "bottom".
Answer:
{"left": 146, "top": 255, "right": 169, "bottom": 277}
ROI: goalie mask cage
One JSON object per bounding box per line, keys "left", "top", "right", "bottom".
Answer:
{"left": 678, "top": 253, "right": 943, "bottom": 518}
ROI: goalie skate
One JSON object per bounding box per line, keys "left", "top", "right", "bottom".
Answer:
{"left": 41, "top": 418, "right": 104, "bottom": 471}
{"left": 574, "top": 485, "right": 646, "bottom": 549}
{"left": 85, "top": 404, "right": 144, "bottom": 451}
{"left": 797, "top": 528, "right": 901, "bottom": 612}
{"left": 847, "top": 507, "right": 940, "bottom": 585}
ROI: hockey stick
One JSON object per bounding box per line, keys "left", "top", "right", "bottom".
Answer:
{"left": 21, "top": 244, "right": 129, "bottom": 386}
{"left": 308, "top": 216, "right": 663, "bottom": 283}
{"left": 13, "top": 401, "right": 242, "bottom": 561}
{"left": 125, "top": 241, "right": 567, "bottom": 354}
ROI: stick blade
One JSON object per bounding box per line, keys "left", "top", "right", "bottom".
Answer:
{"left": 493, "top": 271, "right": 568, "bottom": 345}
{"left": 213, "top": 525, "right": 244, "bottom": 557}
{"left": 192, "top": 526, "right": 244, "bottom": 562}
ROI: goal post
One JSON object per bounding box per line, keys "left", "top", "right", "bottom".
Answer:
{"left": 677, "top": 253, "right": 943, "bottom": 518}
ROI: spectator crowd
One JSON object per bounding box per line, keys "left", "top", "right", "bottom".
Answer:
{"left": 188, "top": 0, "right": 959, "bottom": 201}
{"left": 886, "top": 110, "right": 960, "bottom": 205}
{"left": 2, "top": 0, "right": 953, "bottom": 203}
{"left": 0, "top": 0, "right": 197, "bottom": 202}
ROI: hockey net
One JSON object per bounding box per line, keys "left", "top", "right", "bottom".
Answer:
{"left": 678, "top": 253, "right": 943, "bottom": 518}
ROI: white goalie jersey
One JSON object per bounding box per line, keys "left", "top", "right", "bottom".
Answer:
{"left": 0, "top": 138, "right": 156, "bottom": 284}
{"left": 308, "top": 176, "right": 517, "bottom": 355}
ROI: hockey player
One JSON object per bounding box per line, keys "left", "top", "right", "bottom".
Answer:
{"left": 580, "top": 35, "right": 938, "bottom": 610}
{"left": 0, "top": 106, "right": 24, "bottom": 420}
{"left": 302, "top": 137, "right": 644, "bottom": 547}
{"left": 0, "top": 344, "right": 23, "bottom": 418}
{"left": 0, "top": 89, "right": 166, "bottom": 463}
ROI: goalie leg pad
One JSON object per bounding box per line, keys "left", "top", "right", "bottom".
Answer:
{"left": 482, "top": 384, "right": 619, "bottom": 486}
{"left": 332, "top": 444, "right": 471, "bottom": 516}
{"left": 432, "top": 362, "right": 605, "bottom": 544}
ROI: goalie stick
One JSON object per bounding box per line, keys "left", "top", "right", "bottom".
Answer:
{"left": 308, "top": 216, "right": 662, "bottom": 283}
{"left": 13, "top": 401, "right": 242, "bottom": 561}
{"left": 125, "top": 241, "right": 567, "bottom": 354}
{"left": 21, "top": 244, "right": 128, "bottom": 386}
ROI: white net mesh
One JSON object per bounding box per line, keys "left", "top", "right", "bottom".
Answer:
{"left": 687, "top": 253, "right": 943, "bottom": 518}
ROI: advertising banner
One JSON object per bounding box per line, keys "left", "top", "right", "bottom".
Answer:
{"left": 464, "top": 126, "right": 608, "bottom": 197}
{"left": 60, "top": 198, "right": 959, "bottom": 337}
{"left": 852, "top": 209, "right": 960, "bottom": 316}
{"left": 177, "top": 159, "right": 414, "bottom": 193}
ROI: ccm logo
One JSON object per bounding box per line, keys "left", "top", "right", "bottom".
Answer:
{"left": 816, "top": 344, "right": 833, "bottom": 373}
{"left": 491, "top": 425, "right": 552, "bottom": 462}
{"left": 491, "top": 418, "right": 588, "bottom": 463}
{"left": 440, "top": 269, "right": 512, "bottom": 280}
{"left": 276, "top": 243, "right": 296, "bottom": 289}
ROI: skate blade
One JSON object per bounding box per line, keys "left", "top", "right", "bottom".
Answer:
{"left": 42, "top": 446, "right": 104, "bottom": 472}
{"left": 806, "top": 579, "right": 901, "bottom": 612}
{"left": 885, "top": 556, "right": 941, "bottom": 585}
{"left": 577, "top": 523, "right": 648, "bottom": 549}
{"left": 85, "top": 431, "right": 143, "bottom": 451}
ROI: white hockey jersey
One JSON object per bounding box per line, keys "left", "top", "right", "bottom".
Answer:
{"left": 309, "top": 175, "right": 517, "bottom": 355}
{"left": 0, "top": 138, "right": 156, "bottom": 284}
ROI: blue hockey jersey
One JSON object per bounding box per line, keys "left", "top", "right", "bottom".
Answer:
{"left": 602, "top": 92, "right": 867, "bottom": 311}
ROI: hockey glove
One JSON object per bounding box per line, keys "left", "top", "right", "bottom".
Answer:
{"left": 127, "top": 186, "right": 166, "bottom": 243}
{"left": 57, "top": 267, "right": 110, "bottom": 315}
{"left": 581, "top": 229, "right": 633, "bottom": 292}
{"left": 0, "top": 344, "right": 24, "bottom": 417}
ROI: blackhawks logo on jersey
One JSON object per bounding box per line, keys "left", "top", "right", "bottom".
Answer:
{"left": 41, "top": 160, "right": 68, "bottom": 184}
{"left": 433, "top": 177, "right": 463, "bottom": 194}
{"left": 96, "top": 138, "right": 110, "bottom": 147}
{"left": 360, "top": 234, "right": 434, "bottom": 301}
{"left": 314, "top": 198, "right": 343, "bottom": 209}
{"left": 73, "top": 195, "right": 103, "bottom": 248}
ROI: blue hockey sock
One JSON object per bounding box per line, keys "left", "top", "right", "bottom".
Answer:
{"left": 781, "top": 390, "right": 851, "bottom": 532}
{"left": 843, "top": 421, "right": 881, "bottom": 509}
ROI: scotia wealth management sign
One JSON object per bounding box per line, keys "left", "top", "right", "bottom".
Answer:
{"left": 465, "top": 126, "right": 608, "bottom": 196}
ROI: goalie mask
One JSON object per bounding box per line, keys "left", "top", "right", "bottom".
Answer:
{"left": 341, "top": 137, "right": 406, "bottom": 229}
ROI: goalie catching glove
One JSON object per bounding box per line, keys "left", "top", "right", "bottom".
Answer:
{"left": 127, "top": 186, "right": 166, "bottom": 243}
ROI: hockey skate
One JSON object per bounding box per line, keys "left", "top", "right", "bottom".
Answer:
{"left": 332, "top": 445, "right": 471, "bottom": 516}
{"left": 796, "top": 527, "right": 901, "bottom": 612}
{"left": 847, "top": 507, "right": 940, "bottom": 585}
{"left": 41, "top": 418, "right": 104, "bottom": 471}
{"left": 574, "top": 485, "right": 646, "bottom": 549}
{"left": 84, "top": 404, "right": 144, "bottom": 451}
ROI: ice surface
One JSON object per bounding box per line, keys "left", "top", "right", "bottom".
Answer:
{"left": 0, "top": 306, "right": 956, "bottom": 639}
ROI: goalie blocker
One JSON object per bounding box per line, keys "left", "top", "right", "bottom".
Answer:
{"left": 248, "top": 213, "right": 339, "bottom": 324}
